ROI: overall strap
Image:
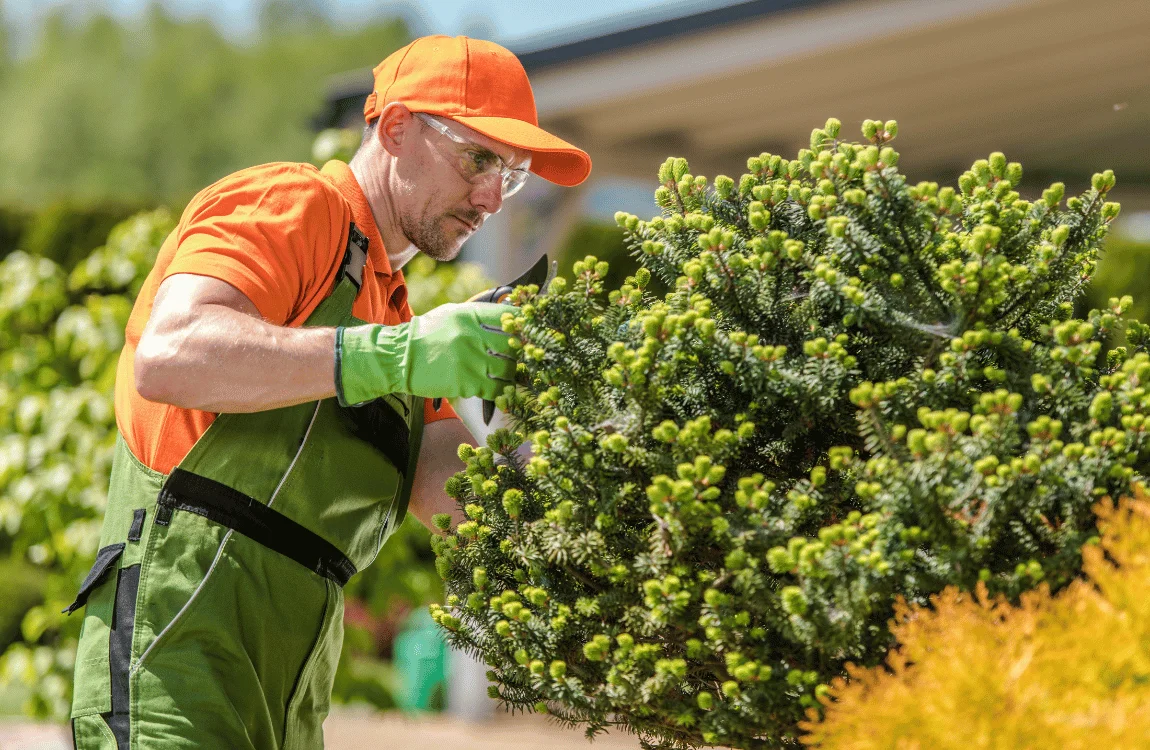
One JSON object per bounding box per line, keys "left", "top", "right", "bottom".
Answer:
{"left": 157, "top": 468, "right": 357, "bottom": 587}
{"left": 302, "top": 221, "right": 369, "bottom": 330}
{"left": 339, "top": 223, "right": 369, "bottom": 290}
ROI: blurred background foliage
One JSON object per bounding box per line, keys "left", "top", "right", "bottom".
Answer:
{"left": 0, "top": 204, "right": 146, "bottom": 268}
{"left": 0, "top": 2, "right": 408, "bottom": 208}
{"left": 1085, "top": 234, "right": 1150, "bottom": 327}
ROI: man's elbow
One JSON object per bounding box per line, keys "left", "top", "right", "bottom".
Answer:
{"left": 134, "top": 336, "right": 180, "bottom": 404}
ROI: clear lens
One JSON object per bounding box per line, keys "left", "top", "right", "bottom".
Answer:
{"left": 502, "top": 169, "right": 529, "bottom": 198}
{"left": 418, "top": 113, "right": 529, "bottom": 199}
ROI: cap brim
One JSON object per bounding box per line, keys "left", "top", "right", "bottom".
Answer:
{"left": 451, "top": 115, "right": 592, "bottom": 187}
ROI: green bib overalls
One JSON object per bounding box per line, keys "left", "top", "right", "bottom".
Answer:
{"left": 66, "top": 225, "right": 425, "bottom": 749}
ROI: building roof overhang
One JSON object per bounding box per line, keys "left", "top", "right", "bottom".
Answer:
{"left": 317, "top": 0, "right": 1150, "bottom": 206}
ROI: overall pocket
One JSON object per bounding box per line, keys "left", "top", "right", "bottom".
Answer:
{"left": 68, "top": 543, "right": 142, "bottom": 750}
{"left": 69, "top": 543, "right": 125, "bottom": 717}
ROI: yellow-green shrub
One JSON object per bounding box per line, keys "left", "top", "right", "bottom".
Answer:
{"left": 803, "top": 486, "right": 1150, "bottom": 749}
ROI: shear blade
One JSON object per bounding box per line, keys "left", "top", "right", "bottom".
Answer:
{"left": 481, "top": 253, "right": 550, "bottom": 426}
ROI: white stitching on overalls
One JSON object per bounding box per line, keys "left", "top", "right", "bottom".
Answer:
{"left": 130, "top": 401, "right": 324, "bottom": 675}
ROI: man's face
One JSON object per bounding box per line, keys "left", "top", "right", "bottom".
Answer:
{"left": 390, "top": 116, "right": 531, "bottom": 261}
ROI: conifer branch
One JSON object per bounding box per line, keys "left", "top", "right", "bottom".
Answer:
{"left": 429, "top": 120, "right": 1131, "bottom": 749}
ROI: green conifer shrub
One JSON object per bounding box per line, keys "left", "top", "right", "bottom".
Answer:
{"left": 430, "top": 119, "right": 1143, "bottom": 748}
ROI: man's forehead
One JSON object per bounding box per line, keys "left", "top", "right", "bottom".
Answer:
{"left": 446, "top": 118, "right": 531, "bottom": 168}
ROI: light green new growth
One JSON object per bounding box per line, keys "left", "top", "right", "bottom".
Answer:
{"left": 431, "top": 119, "right": 1138, "bottom": 748}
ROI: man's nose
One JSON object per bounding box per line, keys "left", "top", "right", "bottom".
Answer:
{"left": 470, "top": 174, "right": 503, "bottom": 215}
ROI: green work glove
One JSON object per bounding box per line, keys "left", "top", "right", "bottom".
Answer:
{"left": 335, "top": 302, "right": 517, "bottom": 406}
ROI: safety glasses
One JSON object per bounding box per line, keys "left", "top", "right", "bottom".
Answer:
{"left": 415, "top": 112, "right": 531, "bottom": 198}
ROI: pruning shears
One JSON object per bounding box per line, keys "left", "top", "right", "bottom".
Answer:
{"left": 468, "top": 253, "right": 555, "bottom": 424}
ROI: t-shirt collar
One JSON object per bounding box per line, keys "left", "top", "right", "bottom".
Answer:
{"left": 320, "top": 160, "right": 394, "bottom": 279}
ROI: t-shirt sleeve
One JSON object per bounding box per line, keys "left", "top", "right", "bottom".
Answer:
{"left": 162, "top": 165, "right": 346, "bottom": 326}
{"left": 424, "top": 397, "right": 460, "bottom": 424}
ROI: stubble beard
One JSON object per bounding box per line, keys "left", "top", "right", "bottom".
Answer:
{"left": 402, "top": 211, "right": 470, "bottom": 262}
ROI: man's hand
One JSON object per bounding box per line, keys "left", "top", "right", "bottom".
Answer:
{"left": 336, "top": 302, "right": 516, "bottom": 406}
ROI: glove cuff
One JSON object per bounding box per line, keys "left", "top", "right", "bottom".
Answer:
{"left": 335, "top": 323, "right": 410, "bottom": 406}
{"left": 334, "top": 327, "right": 352, "bottom": 407}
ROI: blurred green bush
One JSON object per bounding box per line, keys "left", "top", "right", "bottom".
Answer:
{"left": 0, "top": 209, "right": 25, "bottom": 258}
{"left": 0, "top": 203, "right": 148, "bottom": 269}
{"left": 0, "top": 559, "right": 46, "bottom": 651}
{"left": 0, "top": 6, "right": 409, "bottom": 208}
{"left": 0, "top": 209, "right": 174, "bottom": 718}
{"left": 18, "top": 204, "right": 151, "bottom": 271}
{"left": 1085, "top": 233, "right": 1150, "bottom": 326}
{"left": 554, "top": 219, "right": 671, "bottom": 301}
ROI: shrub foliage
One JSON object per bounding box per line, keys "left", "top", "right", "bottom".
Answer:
{"left": 430, "top": 119, "right": 1143, "bottom": 748}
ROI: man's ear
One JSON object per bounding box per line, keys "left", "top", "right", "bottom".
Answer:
{"left": 376, "top": 102, "right": 416, "bottom": 157}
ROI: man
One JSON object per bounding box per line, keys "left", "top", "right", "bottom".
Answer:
{"left": 65, "top": 35, "right": 591, "bottom": 749}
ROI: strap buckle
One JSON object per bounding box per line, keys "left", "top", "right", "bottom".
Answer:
{"left": 340, "top": 223, "right": 369, "bottom": 290}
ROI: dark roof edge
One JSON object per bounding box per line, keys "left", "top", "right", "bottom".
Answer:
{"left": 313, "top": 0, "right": 838, "bottom": 129}
{"left": 515, "top": 0, "right": 838, "bottom": 71}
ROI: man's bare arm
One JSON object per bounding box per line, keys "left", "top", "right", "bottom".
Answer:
{"left": 140, "top": 271, "right": 476, "bottom": 529}
{"left": 407, "top": 417, "right": 474, "bottom": 533}
{"left": 135, "top": 273, "right": 338, "bottom": 413}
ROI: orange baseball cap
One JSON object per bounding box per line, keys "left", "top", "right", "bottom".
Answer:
{"left": 364, "top": 35, "right": 591, "bottom": 187}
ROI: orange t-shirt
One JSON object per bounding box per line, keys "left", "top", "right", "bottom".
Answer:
{"left": 115, "top": 160, "right": 459, "bottom": 475}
